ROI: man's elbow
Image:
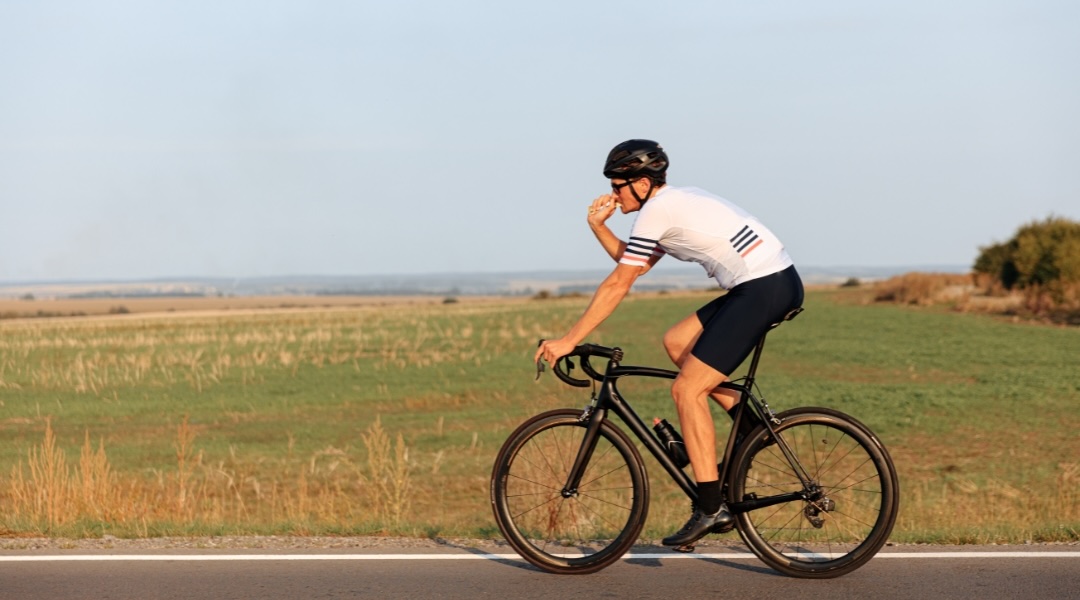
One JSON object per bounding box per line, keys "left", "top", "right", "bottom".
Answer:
{"left": 607, "top": 266, "right": 643, "bottom": 292}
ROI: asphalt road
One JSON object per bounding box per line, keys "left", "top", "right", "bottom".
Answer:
{"left": 2, "top": 545, "right": 1077, "bottom": 600}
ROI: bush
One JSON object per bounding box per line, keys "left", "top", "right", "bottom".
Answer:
{"left": 974, "top": 216, "right": 1080, "bottom": 322}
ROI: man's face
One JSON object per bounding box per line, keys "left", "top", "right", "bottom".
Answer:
{"left": 610, "top": 179, "right": 642, "bottom": 213}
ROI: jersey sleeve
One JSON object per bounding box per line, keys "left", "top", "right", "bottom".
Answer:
{"left": 618, "top": 209, "right": 668, "bottom": 268}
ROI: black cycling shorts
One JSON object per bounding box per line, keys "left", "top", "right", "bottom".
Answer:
{"left": 690, "top": 265, "right": 804, "bottom": 376}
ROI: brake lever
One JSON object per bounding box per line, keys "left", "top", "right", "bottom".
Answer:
{"left": 534, "top": 339, "right": 546, "bottom": 382}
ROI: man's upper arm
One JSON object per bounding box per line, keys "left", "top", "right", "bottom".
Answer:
{"left": 618, "top": 207, "right": 667, "bottom": 272}
{"left": 618, "top": 236, "right": 664, "bottom": 269}
{"left": 609, "top": 261, "right": 648, "bottom": 289}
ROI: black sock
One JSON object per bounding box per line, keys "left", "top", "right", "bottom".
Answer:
{"left": 697, "top": 480, "right": 723, "bottom": 514}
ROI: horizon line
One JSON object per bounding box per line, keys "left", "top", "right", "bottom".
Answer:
{"left": 0, "top": 263, "right": 973, "bottom": 287}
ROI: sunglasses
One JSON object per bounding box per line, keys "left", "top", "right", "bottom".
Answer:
{"left": 611, "top": 180, "right": 634, "bottom": 192}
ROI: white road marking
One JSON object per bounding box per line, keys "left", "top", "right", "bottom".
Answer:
{"left": 1, "top": 551, "right": 1078, "bottom": 562}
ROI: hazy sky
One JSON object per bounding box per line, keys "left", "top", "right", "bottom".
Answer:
{"left": 2, "top": 0, "right": 1077, "bottom": 282}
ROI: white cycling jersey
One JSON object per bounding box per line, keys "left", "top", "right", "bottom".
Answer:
{"left": 618, "top": 185, "right": 793, "bottom": 290}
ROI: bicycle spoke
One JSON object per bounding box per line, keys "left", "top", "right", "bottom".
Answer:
{"left": 573, "top": 494, "right": 632, "bottom": 532}
{"left": 493, "top": 412, "right": 649, "bottom": 574}
{"left": 510, "top": 493, "right": 562, "bottom": 523}
{"left": 806, "top": 428, "right": 848, "bottom": 477}
{"left": 504, "top": 479, "right": 562, "bottom": 497}
{"left": 759, "top": 507, "right": 806, "bottom": 544}
{"left": 808, "top": 423, "right": 823, "bottom": 476}
{"left": 822, "top": 463, "right": 878, "bottom": 495}
{"left": 732, "top": 410, "right": 897, "bottom": 576}
{"left": 515, "top": 430, "right": 569, "bottom": 491}
{"left": 578, "top": 445, "right": 622, "bottom": 489}
{"left": 827, "top": 506, "right": 879, "bottom": 532}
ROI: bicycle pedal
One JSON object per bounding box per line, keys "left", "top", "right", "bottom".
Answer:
{"left": 672, "top": 544, "right": 696, "bottom": 553}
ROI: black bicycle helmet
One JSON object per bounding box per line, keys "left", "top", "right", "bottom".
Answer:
{"left": 603, "top": 139, "right": 669, "bottom": 184}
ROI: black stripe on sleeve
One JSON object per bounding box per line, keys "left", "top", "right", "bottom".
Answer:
{"left": 729, "top": 226, "right": 749, "bottom": 243}
{"left": 736, "top": 234, "right": 759, "bottom": 252}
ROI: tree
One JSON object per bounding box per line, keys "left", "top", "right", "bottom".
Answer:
{"left": 974, "top": 216, "right": 1080, "bottom": 319}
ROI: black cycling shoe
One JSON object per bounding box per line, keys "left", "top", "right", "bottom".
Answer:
{"left": 710, "top": 519, "right": 736, "bottom": 534}
{"left": 662, "top": 505, "right": 733, "bottom": 547}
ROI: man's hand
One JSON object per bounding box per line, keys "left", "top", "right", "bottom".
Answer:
{"left": 587, "top": 194, "right": 620, "bottom": 229}
{"left": 534, "top": 337, "right": 578, "bottom": 368}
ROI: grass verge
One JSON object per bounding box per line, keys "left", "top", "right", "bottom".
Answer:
{"left": 0, "top": 289, "right": 1077, "bottom": 542}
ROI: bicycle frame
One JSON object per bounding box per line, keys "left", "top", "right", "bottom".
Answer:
{"left": 558, "top": 333, "right": 817, "bottom": 514}
{"left": 502, "top": 300, "right": 900, "bottom": 577}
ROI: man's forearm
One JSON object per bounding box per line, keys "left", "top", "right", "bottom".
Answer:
{"left": 590, "top": 223, "right": 627, "bottom": 262}
{"left": 565, "top": 268, "right": 636, "bottom": 344}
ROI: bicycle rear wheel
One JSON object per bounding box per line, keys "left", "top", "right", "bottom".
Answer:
{"left": 490, "top": 409, "right": 649, "bottom": 574}
{"left": 729, "top": 407, "right": 899, "bottom": 578}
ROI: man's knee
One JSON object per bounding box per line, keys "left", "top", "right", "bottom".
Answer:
{"left": 671, "top": 376, "right": 711, "bottom": 409}
{"left": 662, "top": 328, "right": 686, "bottom": 364}
{"left": 664, "top": 317, "right": 701, "bottom": 366}
{"left": 672, "top": 355, "right": 728, "bottom": 406}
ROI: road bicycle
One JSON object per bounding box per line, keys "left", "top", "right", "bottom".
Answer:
{"left": 490, "top": 309, "right": 899, "bottom": 578}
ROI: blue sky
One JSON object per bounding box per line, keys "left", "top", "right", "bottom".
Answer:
{"left": 1, "top": 0, "right": 1077, "bottom": 282}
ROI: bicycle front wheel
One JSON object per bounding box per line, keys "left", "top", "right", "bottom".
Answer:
{"left": 490, "top": 409, "right": 649, "bottom": 574}
{"left": 729, "top": 407, "right": 899, "bottom": 578}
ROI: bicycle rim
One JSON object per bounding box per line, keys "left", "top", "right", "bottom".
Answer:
{"left": 730, "top": 408, "right": 899, "bottom": 578}
{"left": 490, "top": 409, "right": 649, "bottom": 574}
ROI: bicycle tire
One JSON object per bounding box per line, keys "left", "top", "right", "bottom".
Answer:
{"left": 728, "top": 407, "right": 899, "bottom": 578}
{"left": 490, "top": 409, "right": 649, "bottom": 574}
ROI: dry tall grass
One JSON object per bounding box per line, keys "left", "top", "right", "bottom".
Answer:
{"left": 0, "top": 299, "right": 569, "bottom": 537}
{"left": 872, "top": 272, "right": 1080, "bottom": 325}
{"left": 0, "top": 302, "right": 551, "bottom": 398}
{"left": 5, "top": 418, "right": 413, "bottom": 534}
{"left": 898, "top": 462, "right": 1080, "bottom": 542}
{"left": 362, "top": 417, "right": 411, "bottom": 526}
{"left": 873, "top": 272, "right": 976, "bottom": 306}
{"left": 2, "top": 296, "right": 1075, "bottom": 541}
{"left": 8, "top": 420, "right": 131, "bottom": 529}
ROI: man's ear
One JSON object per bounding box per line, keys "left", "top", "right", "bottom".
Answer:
{"left": 632, "top": 177, "right": 655, "bottom": 197}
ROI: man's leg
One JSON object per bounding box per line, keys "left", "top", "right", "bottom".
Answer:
{"left": 664, "top": 315, "right": 744, "bottom": 410}
{"left": 670, "top": 354, "right": 727, "bottom": 482}
{"left": 663, "top": 354, "right": 734, "bottom": 546}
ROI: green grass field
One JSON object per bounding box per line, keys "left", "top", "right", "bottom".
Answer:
{"left": 1, "top": 289, "right": 1077, "bottom": 543}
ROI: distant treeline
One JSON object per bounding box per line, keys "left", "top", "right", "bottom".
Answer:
{"left": 68, "top": 291, "right": 210, "bottom": 299}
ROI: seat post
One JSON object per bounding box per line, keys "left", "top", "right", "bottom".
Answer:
{"left": 743, "top": 333, "right": 769, "bottom": 384}
{"left": 743, "top": 307, "right": 801, "bottom": 385}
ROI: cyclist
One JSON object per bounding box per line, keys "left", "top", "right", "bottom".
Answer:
{"left": 535, "top": 139, "right": 804, "bottom": 548}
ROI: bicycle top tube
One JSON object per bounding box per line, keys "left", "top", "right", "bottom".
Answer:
{"left": 540, "top": 306, "right": 802, "bottom": 389}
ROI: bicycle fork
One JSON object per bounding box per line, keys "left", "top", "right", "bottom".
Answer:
{"left": 558, "top": 405, "right": 607, "bottom": 498}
